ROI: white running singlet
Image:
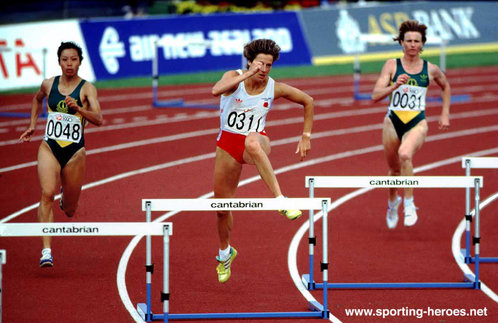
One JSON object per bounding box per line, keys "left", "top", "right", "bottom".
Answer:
{"left": 218, "top": 69, "right": 274, "bottom": 137}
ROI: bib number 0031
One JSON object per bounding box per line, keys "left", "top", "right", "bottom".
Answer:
{"left": 389, "top": 85, "right": 427, "bottom": 111}
{"left": 45, "top": 113, "right": 82, "bottom": 143}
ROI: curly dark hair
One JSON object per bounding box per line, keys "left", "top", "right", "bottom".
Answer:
{"left": 394, "top": 20, "right": 427, "bottom": 45}
{"left": 243, "top": 39, "right": 280, "bottom": 68}
{"left": 57, "top": 41, "right": 83, "bottom": 62}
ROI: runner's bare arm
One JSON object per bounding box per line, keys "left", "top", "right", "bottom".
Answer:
{"left": 430, "top": 63, "right": 450, "bottom": 129}
{"left": 372, "top": 59, "right": 408, "bottom": 102}
{"left": 19, "top": 78, "right": 51, "bottom": 142}
{"left": 65, "top": 82, "right": 103, "bottom": 126}
{"left": 275, "top": 82, "right": 313, "bottom": 160}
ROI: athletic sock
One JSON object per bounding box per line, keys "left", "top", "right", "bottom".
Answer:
{"left": 219, "top": 245, "right": 231, "bottom": 261}
{"left": 388, "top": 196, "right": 399, "bottom": 208}
{"left": 42, "top": 248, "right": 51, "bottom": 255}
{"left": 404, "top": 196, "right": 414, "bottom": 206}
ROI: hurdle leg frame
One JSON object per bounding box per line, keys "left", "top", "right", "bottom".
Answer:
{"left": 0, "top": 250, "right": 4, "bottom": 323}
{"left": 352, "top": 35, "right": 469, "bottom": 103}
{"left": 139, "top": 198, "right": 330, "bottom": 321}
{"left": 461, "top": 157, "right": 498, "bottom": 264}
{"left": 302, "top": 176, "right": 482, "bottom": 291}
{"left": 0, "top": 222, "right": 171, "bottom": 323}
{"left": 151, "top": 41, "right": 217, "bottom": 109}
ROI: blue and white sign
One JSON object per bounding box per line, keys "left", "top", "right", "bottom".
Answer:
{"left": 80, "top": 12, "right": 312, "bottom": 80}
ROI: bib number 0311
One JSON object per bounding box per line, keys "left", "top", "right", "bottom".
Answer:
{"left": 226, "top": 111, "right": 263, "bottom": 133}
{"left": 45, "top": 113, "right": 82, "bottom": 143}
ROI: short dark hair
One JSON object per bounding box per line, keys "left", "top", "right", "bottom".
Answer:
{"left": 243, "top": 39, "right": 280, "bottom": 68}
{"left": 57, "top": 41, "right": 83, "bottom": 62}
{"left": 394, "top": 20, "right": 427, "bottom": 45}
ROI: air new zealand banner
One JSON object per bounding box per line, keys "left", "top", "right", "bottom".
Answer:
{"left": 80, "top": 12, "right": 311, "bottom": 80}
{"left": 299, "top": 1, "right": 498, "bottom": 61}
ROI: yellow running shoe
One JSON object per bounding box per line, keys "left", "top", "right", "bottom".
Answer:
{"left": 279, "top": 209, "right": 302, "bottom": 220}
{"left": 216, "top": 247, "right": 237, "bottom": 283}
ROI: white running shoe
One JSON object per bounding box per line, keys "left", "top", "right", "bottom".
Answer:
{"left": 40, "top": 250, "right": 53, "bottom": 267}
{"left": 386, "top": 196, "right": 401, "bottom": 229}
{"left": 404, "top": 203, "right": 418, "bottom": 226}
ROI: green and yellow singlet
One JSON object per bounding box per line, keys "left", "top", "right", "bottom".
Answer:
{"left": 45, "top": 76, "right": 86, "bottom": 148}
{"left": 388, "top": 58, "right": 430, "bottom": 124}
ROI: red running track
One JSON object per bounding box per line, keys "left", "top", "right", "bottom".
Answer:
{"left": 0, "top": 66, "right": 497, "bottom": 322}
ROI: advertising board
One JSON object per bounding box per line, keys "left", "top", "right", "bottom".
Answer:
{"left": 80, "top": 11, "right": 312, "bottom": 80}
{"left": 0, "top": 20, "right": 95, "bottom": 91}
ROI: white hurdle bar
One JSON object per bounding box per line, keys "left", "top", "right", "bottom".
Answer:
{"left": 462, "top": 157, "right": 498, "bottom": 264}
{"left": 138, "top": 198, "right": 331, "bottom": 322}
{"left": 0, "top": 222, "right": 172, "bottom": 323}
{"left": 303, "top": 176, "right": 483, "bottom": 291}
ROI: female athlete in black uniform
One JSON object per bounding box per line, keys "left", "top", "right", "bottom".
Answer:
{"left": 20, "top": 42, "right": 103, "bottom": 267}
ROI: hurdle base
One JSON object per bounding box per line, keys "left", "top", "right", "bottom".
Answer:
{"left": 426, "top": 94, "right": 470, "bottom": 103}
{"left": 354, "top": 93, "right": 470, "bottom": 103}
{"left": 354, "top": 93, "right": 372, "bottom": 101}
{"left": 153, "top": 99, "right": 186, "bottom": 108}
{"left": 137, "top": 303, "right": 326, "bottom": 321}
{"left": 302, "top": 275, "right": 476, "bottom": 290}
{"left": 302, "top": 274, "right": 316, "bottom": 290}
{"left": 460, "top": 249, "right": 498, "bottom": 264}
{"left": 153, "top": 99, "right": 218, "bottom": 109}
{"left": 0, "top": 112, "right": 47, "bottom": 118}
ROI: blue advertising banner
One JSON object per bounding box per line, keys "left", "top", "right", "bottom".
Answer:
{"left": 299, "top": 1, "right": 498, "bottom": 63}
{"left": 80, "top": 12, "right": 311, "bottom": 80}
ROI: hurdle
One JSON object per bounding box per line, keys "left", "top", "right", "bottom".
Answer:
{"left": 151, "top": 41, "right": 218, "bottom": 109}
{"left": 0, "top": 222, "right": 172, "bottom": 323}
{"left": 137, "top": 198, "right": 331, "bottom": 322}
{"left": 352, "top": 34, "right": 470, "bottom": 103}
{"left": 0, "top": 250, "right": 4, "bottom": 323}
{"left": 302, "top": 176, "right": 483, "bottom": 290}
{"left": 461, "top": 157, "right": 498, "bottom": 264}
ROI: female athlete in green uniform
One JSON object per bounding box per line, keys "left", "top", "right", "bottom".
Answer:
{"left": 372, "top": 20, "right": 451, "bottom": 229}
{"left": 20, "top": 42, "right": 103, "bottom": 267}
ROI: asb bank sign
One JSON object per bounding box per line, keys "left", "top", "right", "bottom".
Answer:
{"left": 80, "top": 12, "right": 311, "bottom": 80}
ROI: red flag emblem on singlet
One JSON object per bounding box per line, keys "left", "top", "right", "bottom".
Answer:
{"left": 263, "top": 102, "right": 268, "bottom": 108}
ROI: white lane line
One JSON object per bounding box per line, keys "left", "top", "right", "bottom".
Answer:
{"left": 116, "top": 145, "right": 498, "bottom": 321}
{"left": 2, "top": 75, "right": 491, "bottom": 112}
{"left": 287, "top": 148, "right": 498, "bottom": 323}
{"left": 2, "top": 132, "right": 497, "bottom": 321}
{"left": 2, "top": 108, "right": 497, "bottom": 173}
{"left": 452, "top": 192, "right": 498, "bottom": 303}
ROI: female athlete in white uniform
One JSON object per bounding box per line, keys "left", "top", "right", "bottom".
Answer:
{"left": 212, "top": 39, "right": 314, "bottom": 283}
{"left": 372, "top": 20, "right": 451, "bottom": 229}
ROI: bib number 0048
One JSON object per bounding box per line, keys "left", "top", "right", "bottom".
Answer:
{"left": 45, "top": 113, "right": 82, "bottom": 143}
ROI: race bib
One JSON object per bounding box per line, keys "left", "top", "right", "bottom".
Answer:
{"left": 45, "top": 112, "right": 83, "bottom": 143}
{"left": 224, "top": 109, "right": 265, "bottom": 134}
{"left": 388, "top": 85, "right": 427, "bottom": 111}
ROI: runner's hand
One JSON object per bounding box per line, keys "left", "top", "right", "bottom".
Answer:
{"left": 295, "top": 137, "right": 311, "bottom": 161}
{"left": 395, "top": 74, "right": 410, "bottom": 88}
{"left": 65, "top": 96, "right": 80, "bottom": 112}
{"left": 248, "top": 61, "right": 262, "bottom": 76}
{"left": 19, "top": 127, "right": 35, "bottom": 142}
